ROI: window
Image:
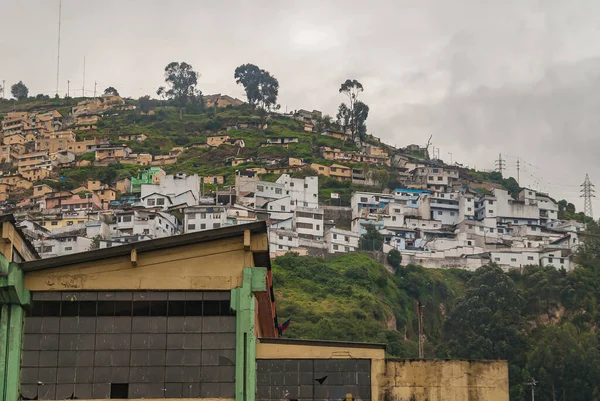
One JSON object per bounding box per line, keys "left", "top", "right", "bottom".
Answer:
{"left": 360, "top": 197, "right": 368, "bottom": 202}
{"left": 560, "top": 258, "right": 564, "bottom": 264}
{"left": 200, "top": 213, "right": 207, "bottom": 219}
{"left": 275, "top": 188, "right": 282, "bottom": 194}
{"left": 290, "top": 182, "right": 294, "bottom": 187}
{"left": 65, "top": 247, "right": 72, "bottom": 251}
{"left": 188, "top": 214, "right": 195, "bottom": 220}
{"left": 122, "top": 215, "right": 132, "bottom": 222}
{"left": 531, "top": 227, "right": 537, "bottom": 231}
{"left": 290, "top": 200, "right": 294, "bottom": 205}
{"left": 257, "top": 185, "right": 264, "bottom": 192}
{"left": 156, "top": 198, "right": 165, "bottom": 206}
{"left": 111, "top": 384, "right": 129, "bottom": 399}
{"left": 288, "top": 237, "right": 292, "bottom": 241}
{"left": 422, "top": 224, "right": 426, "bottom": 227}
{"left": 494, "top": 257, "right": 500, "bottom": 261}
{"left": 527, "top": 256, "right": 534, "bottom": 261}
{"left": 188, "top": 224, "right": 195, "bottom": 230}
{"left": 333, "top": 234, "right": 338, "bottom": 239}
{"left": 450, "top": 212, "right": 455, "bottom": 216}
{"left": 333, "top": 244, "right": 339, "bottom": 250}
{"left": 467, "top": 224, "right": 473, "bottom": 229}
{"left": 278, "top": 245, "right": 283, "bottom": 249}
{"left": 392, "top": 216, "right": 396, "bottom": 221}
{"left": 489, "top": 228, "right": 494, "bottom": 233}
{"left": 437, "top": 211, "right": 442, "bottom": 215}
{"left": 316, "top": 225, "right": 320, "bottom": 230}
{"left": 345, "top": 246, "right": 349, "bottom": 251}
{"left": 498, "top": 228, "right": 504, "bottom": 233}
{"left": 297, "top": 222, "right": 313, "bottom": 229}
{"left": 437, "top": 176, "right": 443, "bottom": 181}
{"left": 51, "top": 221, "right": 58, "bottom": 226}
{"left": 279, "top": 235, "right": 284, "bottom": 240}
{"left": 200, "top": 223, "right": 206, "bottom": 229}
{"left": 548, "top": 258, "right": 553, "bottom": 263}
{"left": 428, "top": 176, "right": 434, "bottom": 180}
{"left": 432, "top": 168, "right": 439, "bottom": 173}
{"left": 488, "top": 200, "right": 494, "bottom": 205}
{"left": 467, "top": 207, "right": 472, "bottom": 212}
{"left": 345, "top": 236, "right": 350, "bottom": 242}
{"left": 213, "top": 223, "right": 221, "bottom": 228}
{"left": 281, "top": 205, "right": 285, "bottom": 211}
{"left": 511, "top": 258, "right": 517, "bottom": 262}
{"left": 433, "top": 224, "right": 438, "bottom": 228}
{"left": 42, "top": 246, "right": 53, "bottom": 253}
{"left": 467, "top": 241, "right": 472, "bottom": 246}
{"left": 67, "top": 221, "right": 73, "bottom": 226}
{"left": 479, "top": 227, "right": 484, "bottom": 232}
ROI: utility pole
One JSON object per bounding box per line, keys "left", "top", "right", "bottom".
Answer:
{"left": 67, "top": 80, "right": 70, "bottom": 98}
{"left": 495, "top": 153, "right": 505, "bottom": 176}
{"left": 94, "top": 81, "right": 97, "bottom": 97}
{"left": 516, "top": 158, "right": 520, "bottom": 185}
{"left": 1, "top": 80, "right": 4, "bottom": 98}
{"left": 526, "top": 378, "right": 537, "bottom": 401}
{"left": 417, "top": 301, "right": 424, "bottom": 359}
{"left": 56, "top": 0, "right": 62, "bottom": 96}
{"left": 82, "top": 56, "right": 86, "bottom": 97}
{"left": 581, "top": 174, "right": 595, "bottom": 219}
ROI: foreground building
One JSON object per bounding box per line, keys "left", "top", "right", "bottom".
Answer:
{"left": 0, "top": 217, "right": 509, "bottom": 401}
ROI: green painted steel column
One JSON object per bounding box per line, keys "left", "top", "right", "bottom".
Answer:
{"left": 0, "top": 254, "right": 30, "bottom": 401}
{"left": 231, "top": 267, "right": 267, "bottom": 401}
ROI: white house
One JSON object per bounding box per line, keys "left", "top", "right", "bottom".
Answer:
{"left": 141, "top": 173, "right": 200, "bottom": 205}
{"left": 184, "top": 205, "right": 228, "bottom": 232}
{"left": 33, "top": 234, "right": 92, "bottom": 258}
{"left": 294, "top": 207, "right": 324, "bottom": 240}
{"left": 269, "top": 229, "right": 299, "bottom": 252}
{"left": 325, "top": 228, "right": 360, "bottom": 253}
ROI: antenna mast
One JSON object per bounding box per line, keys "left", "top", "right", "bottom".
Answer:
{"left": 56, "top": 0, "right": 62, "bottom": 96}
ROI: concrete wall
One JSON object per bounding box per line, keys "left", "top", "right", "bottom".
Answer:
{"left": 383, "top": 360, "right": 508, "bottom": 401}
{"left": 323, "top": 206, "right": 352, "bottom": 230}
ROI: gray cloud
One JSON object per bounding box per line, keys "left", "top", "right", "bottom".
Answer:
{"left": 1, "top": 0, "right": 599, "bottom": 211}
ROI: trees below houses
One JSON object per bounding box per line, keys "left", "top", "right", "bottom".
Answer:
{"left": 11, "top": 81, "right": 29, "bottom": 101}
{"left": 234, "top": 63, "right": 279, "bottom": 112}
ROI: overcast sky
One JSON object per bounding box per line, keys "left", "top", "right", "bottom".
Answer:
{"left": 2, "top": 0, "right": 599, "bottom": 212}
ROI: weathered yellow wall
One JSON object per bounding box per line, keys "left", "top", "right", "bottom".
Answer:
{"left": 24, "top": 236, "right": 254, "bottom": 291}
{"left": 384, "top": 360, "right": 509, "bottom": 401}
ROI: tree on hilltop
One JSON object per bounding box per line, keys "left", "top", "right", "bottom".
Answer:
{"left": 104, "top": 87, "right": 119, "bottom": 96}
{"left": 11, "top": 81, "right": 29, "bottom": 101}
{"left": 337, "top": 79, "right": 369, "bottom": 142}
{"left": 157, "top": 61, "right": 203, "bottom": 119}
{"left": 234, "top": 63, "right": 279, "bottom": 113}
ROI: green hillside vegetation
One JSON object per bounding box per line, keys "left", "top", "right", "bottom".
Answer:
{"left": 273, "top": 223, "right": 600, "bottom": 400}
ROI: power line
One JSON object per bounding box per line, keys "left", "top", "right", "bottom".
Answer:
{"left": 581, "top": 174, "right": 595, "bottom": 219}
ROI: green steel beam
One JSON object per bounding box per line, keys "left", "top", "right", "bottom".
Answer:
{"left": 231, "top": 267, "right": 267, "bottom": 401}
{"left": 0, "top": 255, "right": 30, "bottom": 401}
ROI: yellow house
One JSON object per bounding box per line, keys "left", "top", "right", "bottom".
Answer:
{"left": 310, "top": 162, "right": 351, "bottom": 181}
{"left": 289, "top": 157, "right": 303, "bottom": 167}
{"left": 93, "top": 187, "right": 117, "bottom": 204}
{"left": 3, "top": 133, "right": 26, "bottom": 145}
{"left": 119, "top": 133, "right": 148, "bottom": 142}
{"left": 87, "top": 179, "right": 102, "bottom": 191}
{"left": 115, "top": 177, "right": 131, "bottom": 193}
{"left": 33, "top": 184, "right": 54, "bottom": 198}
{"left": 21, "top": 168, "right": 51, "bottom": 182}
{"left": 35, "top": 136, "right": 75, "bottom": 153}
{"left": 0, "top": 175, "right": 32, "bottom": 190}
{"left": 74, "top": 114, "right": 100, "bottom": 131}
{"left": 95, "top": 145, "right": 131, "bottom": 161}
{"left": 67, "top": 139, "right": 100, "bottom": 155}
{"left": 207, "top": 135, "right": 231, "bottom": 147}
{"left": 0, "top": 144, "right": 21, "bottom": 162}
{"left": 0, "top": 218, "right": 509, "bottom": 401}
{"left": 0, "top": 184, "right": 10, "bottom": 202}
{"left": 200, "top": 175, "right": 225, "bottom": 185}
{"left": 204, "top": 93, "right": 244, "bottom": 107}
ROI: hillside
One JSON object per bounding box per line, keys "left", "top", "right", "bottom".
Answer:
{"left": 274, "top": 224, "right": 600, "bottom": 400}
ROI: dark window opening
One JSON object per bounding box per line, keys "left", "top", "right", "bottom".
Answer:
{"left": 110, "top": 383, "right": 129, "bottom": 399}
